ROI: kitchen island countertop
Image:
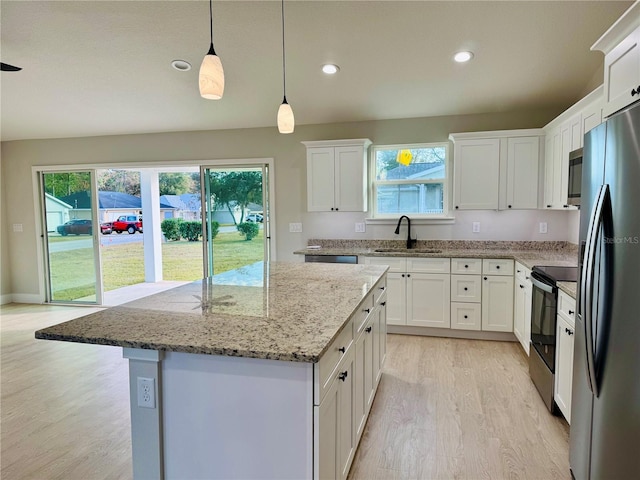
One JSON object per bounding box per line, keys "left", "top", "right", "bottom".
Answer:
{"left": 35, "top": 262, "right": 388, "bottom": 363}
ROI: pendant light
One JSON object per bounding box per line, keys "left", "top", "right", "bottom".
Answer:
{"left": 277, "top": 0, "right": 294, "bottom": 134}
{"left": 199, "top": 0, "right": 224, "bottom": 99}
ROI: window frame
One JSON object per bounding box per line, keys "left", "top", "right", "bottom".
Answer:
{"left": 369, "top": 142, "right": 450, "bottom": 219}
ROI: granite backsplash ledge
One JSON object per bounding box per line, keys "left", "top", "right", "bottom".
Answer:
{"left": 306, "top": 239, "right": 578, "bottom": 253}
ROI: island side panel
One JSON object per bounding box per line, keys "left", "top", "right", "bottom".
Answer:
{"left": 161, "top": 351, "right": 314, "bottom": 480}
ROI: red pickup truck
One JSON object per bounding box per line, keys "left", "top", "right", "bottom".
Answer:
{"left": 111, "top": 215, "right": 143, "bottom": 234}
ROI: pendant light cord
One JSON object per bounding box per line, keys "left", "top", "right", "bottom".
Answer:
{"left": 209, "top": 0, "right": 213, "bottom": 45}
{"left": 281, "top": 0, "right": 287, "bottom": 100}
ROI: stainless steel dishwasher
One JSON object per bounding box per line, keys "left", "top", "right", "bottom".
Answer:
{"left": 304, "top": 255, "right": 358, "bottom": 264}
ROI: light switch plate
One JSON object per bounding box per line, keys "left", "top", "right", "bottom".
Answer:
{"left": 472, "top": 222, "right": 480, "bottom": 233}
{"left": 289, "top": 223, "right": 302, "bottom": 233}
{"left": 355, "top": 222, "right": 366, "bottom": 233}
{"left": 539, "top": 222, "right": 548, "bottom": 234}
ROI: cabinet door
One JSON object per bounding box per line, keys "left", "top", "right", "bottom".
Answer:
{"left": 307, "top": 147, "right": 336, "bottom": 212}
{"left": 337, "top": 350, "right": 355, "bottom": 480}
{"left": 378, "top": 298, "right": 387, "bottom": 377}
{"left": 481, "top": 275, "right": 514, "bottom": 332}
{"left": 555, "top": 315, "right": 575, "bottom": 423}
{"left": 582, "top": 102, "right": 603, "bottom": 135}
{"left": 513, "top": 281, "right": 526, "bottom": 348}
{"left": 523, "top": 281, "right": 532, "bottom": 356}
{"left": 371, "top": 309, "right": 381, "bottom": 389}
{"left": 317, "top": 376, "right": 338, "bottom": 480}
{"left": 385, "top": 272, "right": 406, "bottom": 326}
{"left": 559, "top": 122, "right": 575, "bottom": 210}
{"left": 407, "top": 273, "right": 451, "bottom": 328}
{"left": 353, "top": 333, "right": 366, "bottom": 441}
{"left": 603, "top": 26, "right": 640, "bottom": 117}
{"left": 453, "top": 138, "right": 500, "bottom": 210}
{"left": 364, "top": 319, "right": 375, "bottom": 410}
{"left": 334, "top": 146, "right": 365, "bottom": 212}
{"left": 543, "top": 129, "right": 561, "bottom": 209}
{"left": 451, "top": 274, "right": 481, "bottom": 303}
{"left": 504, "top": 136, "right": 540, "bottom": 209}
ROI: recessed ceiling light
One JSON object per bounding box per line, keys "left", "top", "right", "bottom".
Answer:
{"left": 322, "top": 64, "right": 340, "bottom": 75}
{"left": 453, "top": 51, "right": 474, "bottom": 63}
{"left": 171, "top": 60, "right": 192, "bottom": 71}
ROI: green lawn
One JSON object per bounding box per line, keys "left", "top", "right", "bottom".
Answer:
{"left": 48, "top": 230, "right": 264, "bottom": 301}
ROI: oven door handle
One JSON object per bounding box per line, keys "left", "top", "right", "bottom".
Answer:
{"left": 530, "top": 275, "right": 555, "bottom": 294}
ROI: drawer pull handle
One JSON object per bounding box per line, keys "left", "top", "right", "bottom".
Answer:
{"left": 484, "top": 277, "right": 488, "bottom": 280}
{"left": 407, "top": 274, "right": 411, "bottom": 278}
{"left": 464, "top": 315, "right": 468, "bottom": 319}
{"left": 381, "top": 302, "right": 386, "bottom": 306}
{"left": 379, "top": 286, "right": 386, "bottom": 291}
{"left": 339, "top": 371, "right": 348, "bottom": 381}
{"left": 520, "top": 284, "right": 524, "bottom": 289}
{"left": 363, "top": 308, "right": 371, "bottom": 313}
{"left": 464, "top": 264, "right": 469, "bottom": 268}
{"left": 568, "top": 310, "right": 574, "bottom": 315}
{"left": 338, "top": 346, "right": 346, "bottom": 353}
{"left": 365, "top": 326, "right": 372, "bottom": 333}
{"left": 565, "top": 328, "right": 574, "bottom": 336}
{"left": 464, "top": 287, "right": 468, "bottom": 291}
{"left": 517, "top": 269, "right": 521, "bottom": 273}
{"left": 632, "top": 87, "right": 639, "bottom": 96}
{"left": 496, "top": 265, "right": 500, "bottom": 269}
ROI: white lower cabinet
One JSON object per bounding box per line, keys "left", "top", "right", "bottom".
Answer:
{"left": 482, "top": 274, "right": 514, "bottom": 332}
{"left": 555, "top": 291, "right": 576, "bottom": 423}
{"left": 513, "top": 262, "right": 532, "bottom": 354}
{"left": 450, "top": 258, "right": 482, "bottom": 330}
{"left": 316, "top": 279, "right": 387, "bottom": 480}
{"left": 451, "top": 302, "right": 481, "bottom": 330}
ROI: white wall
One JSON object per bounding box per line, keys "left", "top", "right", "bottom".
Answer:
{"left": 0, "top": 106, "right": 566, "bottom": 299}
{"left": 0, "top": 156, "right": 12, "bottom": 302}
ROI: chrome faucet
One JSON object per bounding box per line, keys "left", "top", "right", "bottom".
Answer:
{"left": 394, "top": 215, "right": 416, "bottom": 249}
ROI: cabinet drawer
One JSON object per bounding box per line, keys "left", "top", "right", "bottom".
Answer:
{"left": 451, "top": 275, "right": 482, "bottom": 303}
{"left": 558, "top": 291, "right": 576, "bottom": 327}
{"left": 365, "top": 256, "right": 406, "bottom": 273}
{"left": 407, "top": 257, "right": 450, "bottom": 273}
{"left": 451, "top": 258, "right": 482, "bottom": 274}
{"left": 451, "top": 302, "right": 481, "bottom": 331}
{"left": 515, "top": 262, "right": 531, "bottom": 282}
{"left": 317, "top": 318, "right": 354, "bottom": 404}
{"left": 373, "top": 278, "right": 387, "bottom": 305}
{"left": 482, "top": 259, "right": 514, "bottom": 276}
{"left": 355, "top": 295, "right": 375, "bottom": 334}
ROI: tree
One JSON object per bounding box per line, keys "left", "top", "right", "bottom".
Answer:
{"left": 159, "top": 173, "right": 195, "bottom": 195}
{"left": 207, "top": 171, "right": 262, "bottom": 225}
{"left": 44, "top": 172, "right": 91, "bottom": 197}
{"left": 97, "top": 169, "right": 140, "bottom": 196}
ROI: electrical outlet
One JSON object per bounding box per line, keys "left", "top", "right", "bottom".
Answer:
{"left": 539, "top": 222, "right": 548, "bottom": 234}
{"left": 472, "top": 222, "right": 480, "bottom": 233}
{"left": 12, "top": 224, "right": 23, "bottom": 232}
{"left": 137, "top": 377, "right": 156, "bottom": 409}
{"left": 355, "top": 222, "right": 366, "bottom": 233}
{"left": 289, "top": 223, "right": 302, "bottom": 233}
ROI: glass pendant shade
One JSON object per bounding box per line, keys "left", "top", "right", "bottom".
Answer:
{"left": 277, "top": 99, "right": 295, "bottom": 134}
{"left": 199, "top": 46, "right": 225, "bottom": 100}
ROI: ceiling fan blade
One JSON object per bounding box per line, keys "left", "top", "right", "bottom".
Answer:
{"left": 1, "top": 63, "right": 22, "bottom": 72}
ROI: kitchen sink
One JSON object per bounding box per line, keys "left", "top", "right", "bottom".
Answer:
{"left": 373, "top": 248, "right": 442, "bottom": 254}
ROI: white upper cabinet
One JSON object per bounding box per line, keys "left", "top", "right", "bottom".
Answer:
{"left": 591, "top": 3, "right": 640, "bottom": 117}
{"left": 303, "top": 139, "right": 372, "bottom": 212}
{"left": 452, "top": 138, "right": 500, "bottom": 210}
{"left": 450, "top": 130, "right": 543, "bottom": 211}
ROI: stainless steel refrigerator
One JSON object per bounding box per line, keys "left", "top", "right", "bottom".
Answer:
{"left": 570, "top": 100, "right": 640, "bottom": 479}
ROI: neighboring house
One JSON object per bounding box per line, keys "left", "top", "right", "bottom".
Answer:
{"left": 44, "top": 193, "right": 74, "bottom": 232}
{"left": 160, "top": 194, "right": 202, "bottom": 221}
{"left": 57, "top": 191, "right": 176, "bottom": 222}
{"left": 380, "top": 163, "right": 445, "bottom": 214}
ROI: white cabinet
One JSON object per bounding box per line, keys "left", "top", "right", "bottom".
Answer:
{"left": 449, "top": 130, "right": 543, "bottom": 211}
{"left": 303, "top": 139, "right": 372, "bottom": 212}
{"left": 555, "top": 291, "right": 576, "bottom": 423}
{"left": 481, "top": 259, "right": 514, "bottom": 332}
{"left": 591, "top": 3, "right": 640, "bottom": 117}
{"left": 543, "top": 115, "right": 581, "bottom": 210}
{"left": 450, "top": 258, "right": 482, "bottom": 331}
{"left": 452, "top": 138, "right": 500, "bottom": 210}
{"left": 365, "top": 257, "right": 451, "bottom": 328}
{"left": 513, "top": 262, "right": 532, "bottom": 355}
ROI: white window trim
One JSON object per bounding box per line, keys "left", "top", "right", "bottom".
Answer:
{"left": 369, "top": 142, "right": 451, "bottom": 220}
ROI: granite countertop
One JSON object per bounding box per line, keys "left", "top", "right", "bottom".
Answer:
{"left": 35, "top": 262, "right": 388, "bottom": 363}
{"left": 295, "top": 240, "right": 579, "bottom": 270}
{"left": 558, "top": 281, "right": 578, "bottom": 299}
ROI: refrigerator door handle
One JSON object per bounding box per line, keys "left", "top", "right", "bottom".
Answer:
{"left": 583, "top": 184, "right": 609, "bottom": 397}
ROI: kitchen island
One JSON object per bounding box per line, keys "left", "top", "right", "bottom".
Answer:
{"left": 36, "top": 262, "right": 388, "bottom": 480}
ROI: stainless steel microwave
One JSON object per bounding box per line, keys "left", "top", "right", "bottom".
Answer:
{"left": 567, "top": 148, "right": 582, "bottom": 207}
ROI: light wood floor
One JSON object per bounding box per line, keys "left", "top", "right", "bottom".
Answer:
{"left": 1, "top": 303, "right": 570, "bottom": 479}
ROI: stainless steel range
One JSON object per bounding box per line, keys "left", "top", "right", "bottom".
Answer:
{"left": 528, "top": 265, "right": 578, "bottom": 413}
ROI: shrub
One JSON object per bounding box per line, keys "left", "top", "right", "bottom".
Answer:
{"left": 179, "top": 221, "right": 203, "bottom": 242}
{"left": 208, "top": 221, "right": 220, "bottom": 240}
{"left": 237, "top": 222, "right": 259, "bottom": 241}
{"left": 161, "top": 218, "right": 183, "bottom": 241}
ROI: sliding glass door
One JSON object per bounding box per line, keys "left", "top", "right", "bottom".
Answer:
{"left": 201, "top": 165, "right": 270, "bottom": 283}
{"left": 41, "top": 171, "right": 103, "bottom": 303}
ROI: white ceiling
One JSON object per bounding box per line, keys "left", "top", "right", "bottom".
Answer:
{"left": 0, "top": 0, "right": 633, "bottom": 141}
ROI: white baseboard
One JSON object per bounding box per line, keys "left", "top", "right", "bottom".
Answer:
{"left": 387, "top": 324, "right": 517, "bottom": 342}
{"left": 0, "top": 293, "right": 13, "bottom": 305}
{"left": 10, "top": 293, "right": 45, "bottom": 304}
